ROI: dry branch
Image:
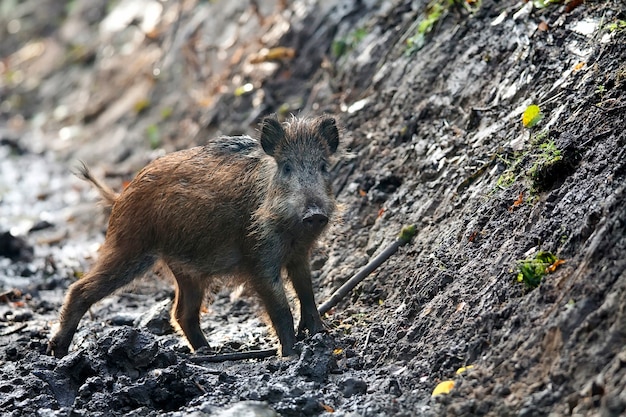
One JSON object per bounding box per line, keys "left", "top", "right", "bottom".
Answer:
{"left": 317, "top": 225, "right": 417, "bottom": 316}
{"left": 189, "top": 348, "right": 278, "bottom": 363}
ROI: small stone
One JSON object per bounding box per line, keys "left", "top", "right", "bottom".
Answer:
{"left": 341, "top": 378, "right": 367, "bottom": 397}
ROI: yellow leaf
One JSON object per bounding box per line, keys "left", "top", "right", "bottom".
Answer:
{"left": 133, "top": 98, "right": 151, "bottom": 113}
{"left": 432, "top": 380, "right": 455, "bottom": 396}
{"left": 456, "top": 365, "right": 474, "bottom": 375}
{"left": 522, "top": 104, "right": 543, "bottom": 128}
{"left": 333, "top": 348, "right": 344, "bottom": 355}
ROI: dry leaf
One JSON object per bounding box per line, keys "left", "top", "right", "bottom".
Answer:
{"left": 250, "top": 47, "right": 296, "bottom": 64}
{"left": 547, "top": 258, "right": 565, "bottom": 273}
{"left": 321, "top": 403, "right": 335, "bottom": 412}
{"left": 509, "top": 191, "right": 524, "bottom": 212}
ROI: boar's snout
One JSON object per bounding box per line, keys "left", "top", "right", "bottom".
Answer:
{"left": 302, "top": 206, "right": 329, "bottom": 231}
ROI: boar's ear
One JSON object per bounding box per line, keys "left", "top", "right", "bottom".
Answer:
{"left": 260, "top": 117, "right": 284, "bottom": 156}
{"left": 318, "top": 117, "right": 339, "bottom": 154}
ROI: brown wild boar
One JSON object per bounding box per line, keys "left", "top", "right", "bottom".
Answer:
{"left": 47, "top": 116, "right": 339, "bottom": 358}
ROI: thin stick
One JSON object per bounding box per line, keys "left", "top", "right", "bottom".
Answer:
{"left": 0, "top": 323, "right": 27, "bottom": 337}
{"left": 317, "top": 225, "right": 417, "bottom": 316}
{"left": 189, "top": 348, "right": 278, "bottom": 363}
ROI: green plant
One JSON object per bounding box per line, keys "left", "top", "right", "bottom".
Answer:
{"left": 496, "top": 170, "right": 517, "bottom": 188}
{"left": 406, "top": 3, "right": 446, "bottom": 55}
{"left": 531, "top": 129, "right": 549, "bottom": 145}
{"left": 405, "top": 0, "right": 481, "bottom": 55}
{"left": 332, "top": 27, "right": 368, "bottom": 58}
{"left": 494, "top": 151, "right": 525, "bottom": 189}
{"left": 528, "top": 140, "right": 562, "bottom": 188}
{"left": 605, "top": 19, "right": 626, "bottom": 33}
{"left": 596, "top": 84, "right": 606, "bottom": 98}
{"left": 516, "top": 251, "right": 558, "bottom": 289}
{"left": 146, "top": 124, "right": 161, "bottom": 149}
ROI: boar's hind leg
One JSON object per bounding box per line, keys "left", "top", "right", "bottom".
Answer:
{"left": 287, "top": 260, "right": 324, "bottom": 338}
{"left": 168, "top": 265, "right": 209, "bottom": 350}
{"left": 48, "top": 252, "right": 156, "bottom": 358}
{"left": 252, "top": 270, "right": 297, "bottom": 356}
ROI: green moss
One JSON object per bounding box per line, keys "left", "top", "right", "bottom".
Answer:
{"left": 516, "top": 251, "right": 557, "bottom": 289}
{"left": 399, "top": 224, "right": 417, "bottom": 242}
{"left": 494, "top": 151, "right": 525, "bottom": 189}
{"left": 405, "top": 0, "right": 480, "bottom": 55}
{"left": 496, "top": 170, "right": 517, "bottom": 188}
{"left": 406, "top": 3, "right": 446, "bottom": 55}
{"left": 605, "top": 19, "right": 626, "bottom": 33}
{"left": 528, "top": 140, "right": 562, "bottom": 191}
{"left": 146, "top": 124, "right": 161, "bottom": 149}
{"left": 332, "top": 27, "right": 368, "bottom": 58}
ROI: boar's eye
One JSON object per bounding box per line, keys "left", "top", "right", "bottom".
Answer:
{"left": 282, "top": 162, "right": 293, "bottom": 176}
{"left": 320, "top": 161, "right": 328, "bottom": 174}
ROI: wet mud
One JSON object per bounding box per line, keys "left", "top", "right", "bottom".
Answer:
{"left": 1, "top": 0, "right": 625, "bottom": 416}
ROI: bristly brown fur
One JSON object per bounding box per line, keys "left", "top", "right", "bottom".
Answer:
{"left": 49, "top": 116, "right": 340, "bottom": 359}
{"left": 76, "top": 161, "right": 118, "bottom": 207}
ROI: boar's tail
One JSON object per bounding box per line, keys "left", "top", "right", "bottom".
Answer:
{"left": 76, "top": 161, "right": 118, "bottom": 207}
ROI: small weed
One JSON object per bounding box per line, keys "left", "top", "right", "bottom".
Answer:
{"left": 494, "top": 151, "right": 525, "bottom": 189}
{"left": 496, "top": 170, "right": 517, "bottom": 188}
{"left": 605, "top": 19, "right": 626, "bottom": 33}
{"left": 406, "top": 3, "right": 446, "bottom": 55}
{"left": 405, "top": 0, "right": 479, "bottom": 55}
{"left": 530, "top": 129, "right": 549, "bottom": 145}
{"left": 146, "top": 124, "right": 161, "bottom": 149}
{"left": 491, "top": 129, "right": 573, "bottom": 193}
{"left": 595, "top": 84, "right": 606, "bottom": 98}
{"left": 332, "top": 27, "right": 368, "bottom": 58}
{"left": 528, "top": 140, "right": 562, "bottom": 190}
{"left": 516, "top": 251, "right": 562, "bottom": 289}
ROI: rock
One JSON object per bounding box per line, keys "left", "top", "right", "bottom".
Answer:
{"left": 214, "top": 401, "right": 279, "bottom": 417}
{"left": 341, "top": 378, "right": 367, "bottom": 397}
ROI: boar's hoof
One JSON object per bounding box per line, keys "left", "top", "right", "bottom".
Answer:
{"left": 46, "top": 338, "right": 68, "bottom": 359}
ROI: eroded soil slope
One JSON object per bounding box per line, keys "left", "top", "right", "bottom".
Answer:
{"left": 1, "top": 0, "right": 625, "bottom": 416}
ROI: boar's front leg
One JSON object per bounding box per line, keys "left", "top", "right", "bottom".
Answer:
{"left": 287, "top": 259, "right": 325, "bottom": 338}
{"left": 252, "top": 262, "right": 297, "bottom": 356}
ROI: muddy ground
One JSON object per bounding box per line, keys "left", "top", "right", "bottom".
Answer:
{"left": 1, "top": 0, "right": 625, "bottom": 416}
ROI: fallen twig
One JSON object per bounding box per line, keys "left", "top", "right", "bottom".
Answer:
{"left": 188, "top": 348, "right": 278, "bottom": 363}
{"left": 318, "top": 224, "right": 417, "bottom": 316}
{"left": 0, "top": 323, "right": 28, "bottom": 337}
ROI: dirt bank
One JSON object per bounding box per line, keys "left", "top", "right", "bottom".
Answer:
{"left": 1, "top": 0, "right": 625, "bottom": 415}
